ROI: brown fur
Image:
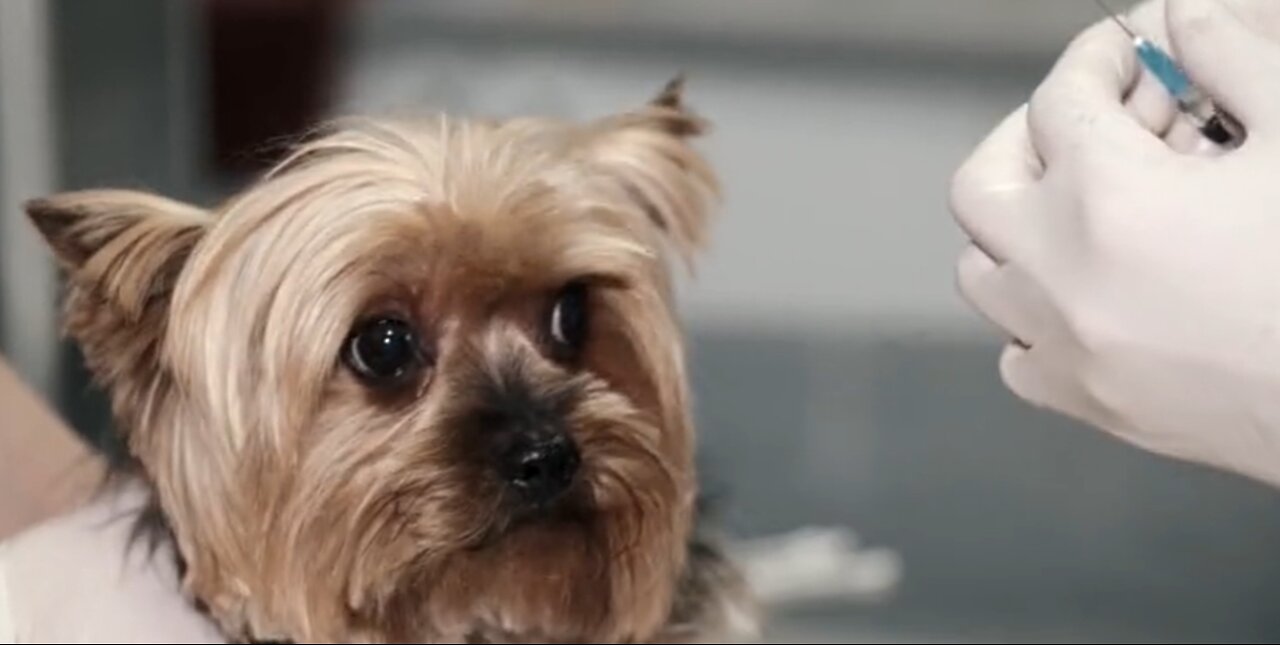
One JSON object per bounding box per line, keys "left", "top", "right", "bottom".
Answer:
{"left": 28, "top": 79, "right": 757, "bottom": 643}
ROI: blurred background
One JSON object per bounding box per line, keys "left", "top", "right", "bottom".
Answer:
{"left": 6, "top": 1, "right": 1280, "bottom": 642}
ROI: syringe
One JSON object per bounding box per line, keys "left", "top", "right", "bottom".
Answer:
{"left": 1094, "top": 0, "right": 1246, "bottom": 148}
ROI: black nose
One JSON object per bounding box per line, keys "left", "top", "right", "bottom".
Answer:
{"left": 499, "top": 433, "right": 580, "bottom": 505}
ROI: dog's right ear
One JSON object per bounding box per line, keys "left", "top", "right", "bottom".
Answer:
{"left": 26, "top": 190, "right": 210, "bottom": 426}
{"left": 26, "top": 189, "right": 209, "bottom": 322}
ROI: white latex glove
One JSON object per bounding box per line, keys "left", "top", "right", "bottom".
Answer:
{"left": 951, "top": 0, "right": 1280, "bottom": 488}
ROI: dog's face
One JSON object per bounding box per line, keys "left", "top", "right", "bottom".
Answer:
{"left": 28, "top": 81, "right": 720, "bottom": 642}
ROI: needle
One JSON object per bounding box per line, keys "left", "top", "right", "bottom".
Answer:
{"left": 1093, "top": 0, "right": 1138, "bottom": 40}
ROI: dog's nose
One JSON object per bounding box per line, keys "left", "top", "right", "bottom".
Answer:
{"left": 500, "top": 433, "right": 580, "bottom": 505}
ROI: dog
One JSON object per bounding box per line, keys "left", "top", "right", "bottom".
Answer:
{"left": 25, "top": 78, "right": 758, "bottom": 643}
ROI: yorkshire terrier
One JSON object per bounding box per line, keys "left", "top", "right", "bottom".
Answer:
{"left": 27, "top": 78, "right": 758, "bottom": 643}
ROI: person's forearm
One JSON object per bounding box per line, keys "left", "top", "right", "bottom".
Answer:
{"left": 0, "top": 357, "right": 104, "bottom": 539}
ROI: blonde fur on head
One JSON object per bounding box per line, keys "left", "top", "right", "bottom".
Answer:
{"left": 28, "top": 78, "right": 757, "bottom": 643}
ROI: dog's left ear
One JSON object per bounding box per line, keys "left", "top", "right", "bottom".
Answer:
{"left": 583, "top": 76, "right": 720, "bottom": 265}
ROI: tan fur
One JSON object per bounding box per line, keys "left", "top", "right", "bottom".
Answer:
{"left": 27, "top": 80, "right": 756, "bottom": 643}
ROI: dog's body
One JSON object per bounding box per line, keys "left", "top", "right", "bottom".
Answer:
{"left": 26, "top": 80, "right": 757, "bottom": 643}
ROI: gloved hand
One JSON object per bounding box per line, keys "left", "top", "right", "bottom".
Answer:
{"left": 951, "top": 0, "right": 1280, "bottom": 487}
{"left": 1118, "top": 0, "right": 1280, "bottom": 153}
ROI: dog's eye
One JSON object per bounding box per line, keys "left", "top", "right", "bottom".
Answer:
{"left": 549, "top": 282, "right": 590, "bottom": 358}
{"left": 344, "top": 318, "right": 425, "bottom": 385}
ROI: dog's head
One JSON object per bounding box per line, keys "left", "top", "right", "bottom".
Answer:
{"left": 29, "top": 79, "right": 719, "bottom": 642}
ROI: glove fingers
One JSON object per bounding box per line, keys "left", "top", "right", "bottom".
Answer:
{"left": 1168, "top": 0, "right": 1280, "bottom": 131}
{"left": 957, "top": 245, "right": 1036, "bottom": 344}
{"left": 1124, "top": 69, "right": 1180, "bottom": 139}
{"left": 1030, "top": 16, "right": 1168, "bottom": 163}
{"left": 950, "top": 105, "right": 1040, "bottom": 262}
{"left": 999, "top": 344, "right": 1061, "bottom": 411}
